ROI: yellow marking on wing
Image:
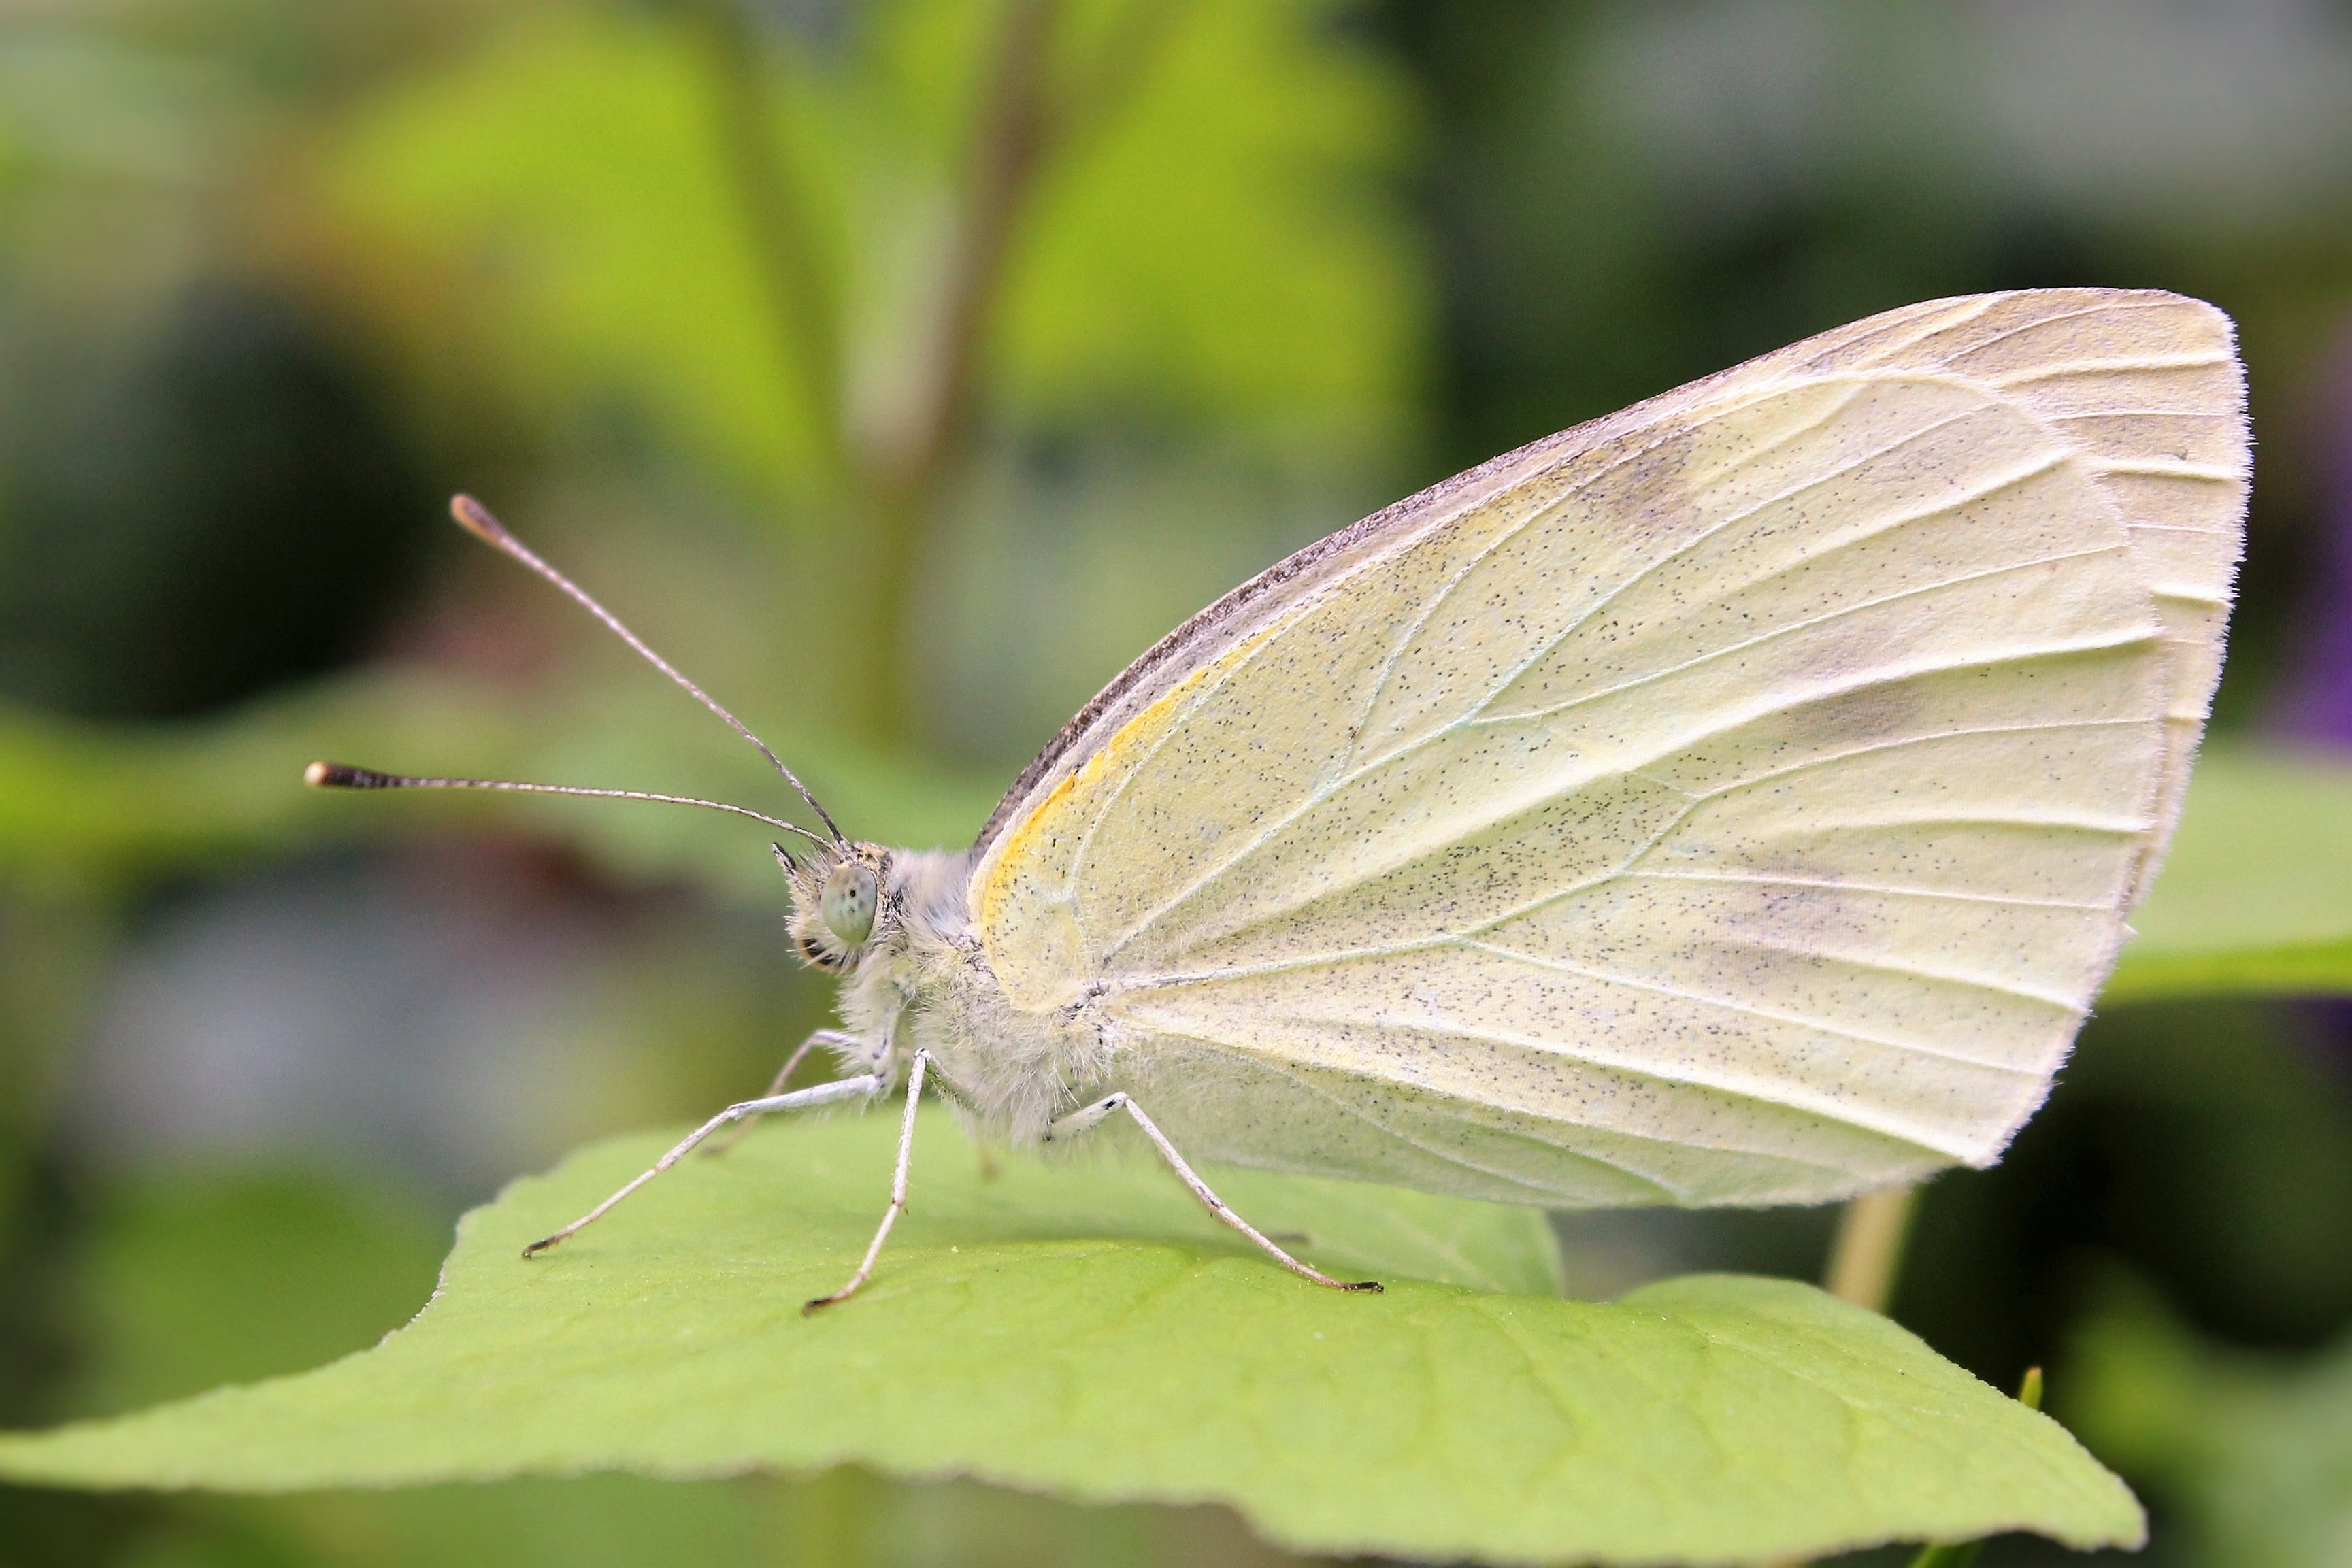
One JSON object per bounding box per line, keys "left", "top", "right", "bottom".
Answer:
{"left": 975, "top": 624, "right": 1286, "bottom": 1009}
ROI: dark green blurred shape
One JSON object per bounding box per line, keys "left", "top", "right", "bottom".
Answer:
{"left": 1896, "top": 999, "right": 2352, "bottom": 1395}
{"left": 68, "top": 1170, "right": 446, "bottom": 1418}
{"left": 0, "top": 286, "right": 435, "bottom": 720}
{"left": 2070, "top": 1282, "right": 2352, "bottom": 1568}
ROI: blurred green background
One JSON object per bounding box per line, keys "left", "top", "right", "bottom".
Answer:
{"left": 3, "top": 2, "right": 2351, "bottom": 1564}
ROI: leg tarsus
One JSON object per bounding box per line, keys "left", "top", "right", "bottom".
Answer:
{"left": 522, "top": 1073, "right": 885, "bottom": 1258}
{"left": 804, "top": 1051, "right": 929, "bottom": 1312}
{"left": 1047, "top": 1092, "right": 1381, "bottom": 1294}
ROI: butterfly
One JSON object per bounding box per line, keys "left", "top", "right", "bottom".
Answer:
{"left": 310, "top": 288, "right": 2247, "bottom": 1308}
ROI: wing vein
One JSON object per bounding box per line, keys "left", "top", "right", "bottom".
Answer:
{"left": 1919, "top": 299, "right": 2123, "bottom": 358}
{"left": 1142, "top": 999, "right": 1972, "bottom": 1161}
{"left": 1214, "top": 1054, "right": 1694, "bottom": 1201}
{"left": 1467, "top": 543, "right": 2135, "bottom": 729}
{"left": 1453, "top": 403, "right": 2057, "bottom": 732}
{"left": 1989, "top": 352, "right": 2232, "bottom": 385}
{"left": 1629, "top": 869, "right": 2108, "bottom": 912}
{"left": 1449, "top": 938, "right": 2058, "bottom": 1069}
{"left": 1115, "top": 710, "right": 2153, "bottom": 974}
{"left": 1827, "top": 296, "right": 2002, "bottom": 365}
{"left": 1701, "top": 935, "right": 2085, "bottom": 1011}
{"left": 1343, "top": 377, "right": 1859, "bottom": 771}
{"left": 2093, "top": 459, "right": 2239, "bottom": 480}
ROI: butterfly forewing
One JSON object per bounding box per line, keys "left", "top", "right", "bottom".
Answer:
{"left": 1791, "top": 290, "right": 2245, "bottom": 897}
{"left": 971, "top": 289, "right": 2247, "bottom": 1206}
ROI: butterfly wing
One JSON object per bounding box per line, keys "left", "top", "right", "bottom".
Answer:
{"left": 970, "top": 289, "right": 2247, "bottom": 1205}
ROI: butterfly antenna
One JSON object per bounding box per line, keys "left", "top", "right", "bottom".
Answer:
{"left": 302, "top": 762, "right": 833, "bottom": 848}
{"left": 448, "top": 494, "right": 846, "bottom": 846}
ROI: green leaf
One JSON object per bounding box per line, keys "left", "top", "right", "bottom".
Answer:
{"left": 1903, "top": 1368, "right": 2043, "bottom": 1568}
{"left": 0, "top": 1110, "right": 2140, "bottom": 1565}
{"left": 2067, "top": 1282, "right": 2352, "bottom": 1568}
{"left": 2108, "top": 745, "right": 2352, "bottom": 1001}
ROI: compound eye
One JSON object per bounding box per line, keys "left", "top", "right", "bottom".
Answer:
{"left": 820, "top": 863, "right": 879, "bottom": 946}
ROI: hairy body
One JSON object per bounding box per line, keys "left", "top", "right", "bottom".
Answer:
{"left": 795, "top": 845, "right": 1108, "bottom": 1145}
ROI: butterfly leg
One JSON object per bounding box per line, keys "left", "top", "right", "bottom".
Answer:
{"left": 703, "top": 1029, "right": 863, "bottom": 1158}
{"left": 895, "top": 1054, "right": 1004, "bottom": 1182}
{"left": 804, "top": 1050, "right": 931, "bottom": 1312}
{"left": 1045, "top": 1094, "right": 1382, "bottom": 1294}
{"left": 522, "top": 1073, "right": 887, "bottom": 1258}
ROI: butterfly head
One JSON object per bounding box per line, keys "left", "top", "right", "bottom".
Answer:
{"left": 778, "top": 841, "right": 894, "bottom": 971}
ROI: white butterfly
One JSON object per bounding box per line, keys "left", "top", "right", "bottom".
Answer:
{"left": 312, "top": 288, "right": 2247, "bottom": 1306}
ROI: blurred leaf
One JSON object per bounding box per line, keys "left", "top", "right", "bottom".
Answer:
{"left": 142, "top": 1476, "right": 769, "bottom": 1568}
{"left": 0, "top": 671, "right": 1001, "bottom": 898}
{"left": 327, "top": 7, "right": 832, "bottom": 496}
{"left": 2068, "top": 1283, "right": 2352, "bottom": 1568}
{"left": 2108, "top": 746, "right": 2352, "bottom": 1001}
{"left": 71, "top": 1170, "right": 449, "bottom": 1420}
{"left": 0, "top": 1110, "right": 2140, "bottom": 1565}
{"left": 320, "top": 0, "right": 1420, "bottom": 504}
{"left": 101, "top": 1467, "right": 1308, "bottom": 1568}
{"left": 0, "top": 37, "right": 235, "bottom": 192}
{"left": 991, "top": 0, "right": 1422, "bottom": 441}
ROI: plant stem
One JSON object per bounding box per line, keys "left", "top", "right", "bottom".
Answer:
{"left": 695, "top": 0, "right": 1179, "bottom": 748}
{"left": 855, "top": 0, "right": 1062, "bottom": 746}
{"left": 1824, "top": 1183, "right": 1918, "bottom": 1314}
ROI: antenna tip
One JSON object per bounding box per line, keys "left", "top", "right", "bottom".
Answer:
{"left": 305, "top": 761, "right": 390, "bottom": 790}
{"left": 449, "top": 493, "right": 510, "bottom": 546}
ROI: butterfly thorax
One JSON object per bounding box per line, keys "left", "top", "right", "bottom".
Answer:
{"left": 784, "top": 841, "right": 1108, "bottom": 1141}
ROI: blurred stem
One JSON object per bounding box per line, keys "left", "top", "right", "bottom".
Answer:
{"left": 695, "top": 0, "right": 1161, "bottom": 748}
{"left": 0, "top": 888, "right": 110, "bottom": 1224}
{"left": 1824, "top": 1183, "right": 1918, "bottom": 1314}
{"left": 770, "top": 1465, "right": 886, "bottom": 1567}
{"left": 855, "top": 0, "right": 1063, "bottom": 747}
{"left": 691, "top": 0, "right": 844, "bottom": 475}
{"left": 0, "top": 886, "right": 114, "bottom": 1431}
